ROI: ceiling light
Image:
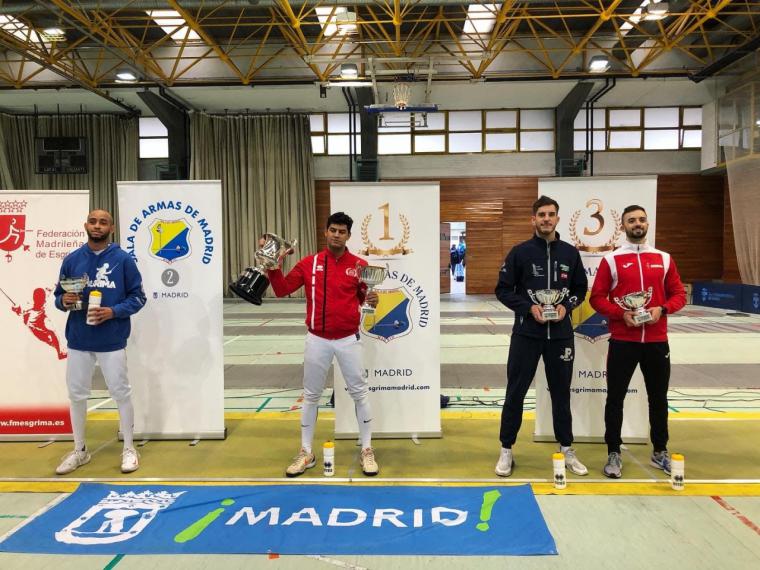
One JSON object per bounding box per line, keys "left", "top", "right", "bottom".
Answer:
{"left": 588, "top": 55, "right": 610, "bottom": 73}
{"left": 463, "top": 4, "right": 500, "bottom": 36}
{"left": 336, "top": 10, "right": 357, "bottom": 36}
{"left": 340, "top": 63, "right": 359, "bottom": 79}
{"left": 42, "top": 27, "right": 66, "bottom": 41}
{"left": 146, "top": 10, "right": 201, "bottom": 42}
{"left": 115, "top": 70, "right": 138, "bottom": 83}
{"left": 643, "top": 1, "right": 669, "bottom": 20}
{"left": 327, "top": 80, "right": 373, "bottom": 87}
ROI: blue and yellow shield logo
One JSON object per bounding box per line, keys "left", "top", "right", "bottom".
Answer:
{"left": 362, "top": 288, "right": 412, "bottom": 342}
{"left": 572, "top": 292, "right": 610, "bottom": 343}
{"left": 148, "top": 219, "right": 191, "bottom": 263}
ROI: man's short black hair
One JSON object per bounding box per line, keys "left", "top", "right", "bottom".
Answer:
{"left": 532, "top": 195, "right": 559, "bottom": 215}
{"left": 622, "top": 204, "right": 647, "bottom": 218}
{"left": 327, "top": 211, "right": 353, "bottom": 232}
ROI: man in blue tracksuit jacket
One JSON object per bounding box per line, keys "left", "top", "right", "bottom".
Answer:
{"left": 53, "top": 209, "right": 146, "bottom": 476}
{"left": 494, "top": 195, "right": 588, "bottom": 477}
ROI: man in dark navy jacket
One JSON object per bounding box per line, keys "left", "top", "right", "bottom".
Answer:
{"left": 494, "top": 195, "right": 588, "bottom": 477}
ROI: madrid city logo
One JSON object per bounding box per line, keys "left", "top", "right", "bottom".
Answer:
{"left": 362, "top": 270, "right": 429, "bottom": 343}
{"left": 0, "top": 199, "right": 31, "bottom": 262}
{"left": 55, "top": 490, "right": 185, "bottom": 545}
{"left": 358, "top": 202, "right": 413, "bottom": 257}
{"left": 568, "top": 198, "right": 622, "bottom": 254}
{"left": 124, "top": 200, "right": 216, "bottom": 266}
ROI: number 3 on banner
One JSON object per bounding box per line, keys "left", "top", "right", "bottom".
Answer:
{"left": 583, "top": 198, "right": 605, "bottom": 236}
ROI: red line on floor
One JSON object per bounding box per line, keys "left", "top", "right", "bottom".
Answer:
{"left": 711, "top": 496, "right": 760, "bottom": 536}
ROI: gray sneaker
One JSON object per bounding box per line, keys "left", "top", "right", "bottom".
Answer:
{"left": 650, "top": 450, "right": 672, "bottom": 475}
{"left": 603, "top": 452, "right": 623, "bottom": 479}
{"left": 495, "top": 447, "right": 514, "bottom": 477}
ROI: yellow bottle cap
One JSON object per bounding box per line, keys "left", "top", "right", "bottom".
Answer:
{"left": 89, "top": 291, "right": 102, "bottom": 297}
{"left": 323, "top": 441, "right": 335, "bottom": 449}
{"left": 552, "top": 452, "right": 564, "bottom": 460}
{"left": 671, "top": 453, "right": 684, "bottom": 461}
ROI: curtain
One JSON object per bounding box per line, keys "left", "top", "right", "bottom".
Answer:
{"left": 189, "top": 112, "right": 316, "bottom": 297}
{"left": 0, "top": 113, "right": 138, "bottom": 232}
{"left": 726, "top": 157, "right": 760, "bottom": 285}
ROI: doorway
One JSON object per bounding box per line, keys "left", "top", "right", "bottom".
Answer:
{"left": 449, "top": 222, "right": 466, "bottom": 295}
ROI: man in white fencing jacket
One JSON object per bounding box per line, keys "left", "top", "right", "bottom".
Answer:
{"left": 494, "top": 195, "right": 588, "bottom": 477}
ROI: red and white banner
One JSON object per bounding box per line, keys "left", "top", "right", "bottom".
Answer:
{"left": 0, "top": 190, "right": 89, "bottom": 439}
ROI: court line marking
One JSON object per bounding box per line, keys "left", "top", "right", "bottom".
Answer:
{"left": 711, "top": 496, "right": 760, "bottom": 536}
{"left": 0, "top": 493, "right": 69, "bottom": 544}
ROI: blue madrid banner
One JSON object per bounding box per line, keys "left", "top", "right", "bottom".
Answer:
{"left": 0, "top": 483, "right": 556, "bottom": 556}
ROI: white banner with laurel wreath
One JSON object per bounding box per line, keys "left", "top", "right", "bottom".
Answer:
{"left": 533, "top": 177, "right": 657, "bottom": 443}
{"left": 330, "top": 182, "right": 441, "bottom": 439}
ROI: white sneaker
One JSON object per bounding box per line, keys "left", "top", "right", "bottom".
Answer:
{"left": 561, "top": 446, "right": 589, "bottom": 476}
{"left": 285, "top": 448, "right": 316, "bottom": 477}
{"left": 56, "top": 449, "right": 91, "bottom": 475}
{"left": 121, "top": 447, "right": 140, "bottom": 473}
{"left": 495, "top": 447, "right": 513, "bottom": 477}
{"left": 360, "top": 447, "right": 379, "bottom": 476}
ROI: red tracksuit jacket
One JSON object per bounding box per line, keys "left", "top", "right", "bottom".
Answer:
{"left": 590, "top": 241, "right": 686, "bottom": 343}
{"left": 267, "top": 248, "right": 367, "bottom": 340}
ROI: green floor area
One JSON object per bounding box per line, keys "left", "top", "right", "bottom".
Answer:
{"left": 2, "top": 415, "right": 759, "bottom": 485}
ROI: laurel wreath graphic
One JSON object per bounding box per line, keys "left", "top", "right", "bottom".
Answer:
{"left": 360, "top": 213, "right": 413, "bottom": 256}
{"left": 569, "top": 209, "right": 622, "bottom": 253}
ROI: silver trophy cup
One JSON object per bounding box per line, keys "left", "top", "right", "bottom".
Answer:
{"left": 59, "top": 274, "right": 89, "bottom": 310}
{"left": 229, "top": 233, "right": 297, "bottom": 305}
{"left": 614, "top": 287, "right": 654, "bottom": 325}
{"left": 358, "top": 263, "right": 388, "bottom": 315}
{"left": 527, "top": 288, "right": 569, "bottom": 321}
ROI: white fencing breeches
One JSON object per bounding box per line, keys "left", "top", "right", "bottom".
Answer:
{"left": 301, "top": 332, "right": 372, "bottom": 451}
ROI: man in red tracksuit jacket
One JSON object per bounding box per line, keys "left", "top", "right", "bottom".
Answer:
{"left": 266, "top": 212, "right": 379, "bottom": 478}
{"left": 590, "top": 204, "right": 686, "bottom": 479}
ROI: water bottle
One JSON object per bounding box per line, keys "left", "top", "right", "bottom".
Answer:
{"left": 323, "top": 441, "right": 335, "bottom": 477}
{"left": 552, "top": 452, "right": 566, "bottom": 489}
{"left": 670, "top": 453, "right": 685, "bottom": 491}
{"left": 86, "top": 291, "right": 102, "bottom": 326}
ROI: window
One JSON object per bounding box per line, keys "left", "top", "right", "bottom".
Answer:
{"left": 574, "top": 106, "right": 702, "bottom": 151}
{"left": 138, "top": 117, "right": 168, "bottom": 159}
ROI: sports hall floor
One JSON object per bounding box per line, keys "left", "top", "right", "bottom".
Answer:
{"left": 1, "top": 291, "right": 759, "bottom": 568}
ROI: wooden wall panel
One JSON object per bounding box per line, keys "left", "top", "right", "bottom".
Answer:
{"left": 656, "top": 174, "right": 724, "bottom": 282}
{"left": 315, "top": 174, "right": 729, "bottom": 293}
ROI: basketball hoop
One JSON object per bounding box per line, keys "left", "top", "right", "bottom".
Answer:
{"left": 392, "top": 81, "right": 411, "bottom": 110}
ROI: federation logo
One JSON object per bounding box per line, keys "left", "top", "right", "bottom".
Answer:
{"left": 361, "top": 288, "right": 412, "bottom": 342}
{"left": 149, "top": 219, "right": 191, "bottom": 264}
{"left": 571, "top": 293, "right": 610, "bottom": 343}
{"left": 0, "top": 211, "right": 30, "bottom": 262}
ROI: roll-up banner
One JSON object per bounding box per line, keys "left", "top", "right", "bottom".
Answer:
{"left": 331, "top": 183, "right": 441, "bottom": 438}
{"left": 117, "top": 181, "right": 225, "bottom": 439}
{"left": 534, "top": 177, "right": 657, "bottom": 442}
{"left": 0, "top": 190, "right": 88, "bottom": 440}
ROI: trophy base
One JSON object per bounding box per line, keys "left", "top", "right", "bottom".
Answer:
{"left": 542, "top": 309, "right": 559, "bottom": 321}
{"left": 632, "top": 312, "right": 653, "bottom": 325}
{"left": 229, "top": 268, "right": 270, "bottom": 305}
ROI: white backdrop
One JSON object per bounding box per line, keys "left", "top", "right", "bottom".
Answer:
{"left": 118, "top": 180, "right": 225, "bottom": 439}
{"left": 0, "top": 190, "right": 88, "bottom": 440}
{"left": 534, "top": 177, "right": 657, "bottom": 442}
{"left": 331, "top": 182, "right": 441, "bottom": 438}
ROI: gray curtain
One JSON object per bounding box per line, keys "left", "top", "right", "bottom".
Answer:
{"left": 189, "top": 112, "right": 316, "bottom": 297}
{"left": 0, "top": 113, "right": 138, "bottom": 231}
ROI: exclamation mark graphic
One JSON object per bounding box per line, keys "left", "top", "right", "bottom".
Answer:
{"left": 476, "top": 489, "right": 502, "bottom": 532}
{"left": 174, "top": 498, "right": 235, "bottom": 543}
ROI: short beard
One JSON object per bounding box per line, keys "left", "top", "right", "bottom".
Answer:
{"left": 86, "top": 231, "right": 109, "bottom": 243}
{"left": 625, "top": 228, "right": 647, "bottom": 241}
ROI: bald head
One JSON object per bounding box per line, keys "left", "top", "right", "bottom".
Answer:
{"left": 84, "top": 209, "right": 114, "bottom": 249}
